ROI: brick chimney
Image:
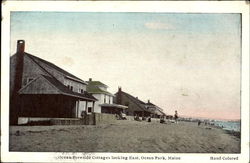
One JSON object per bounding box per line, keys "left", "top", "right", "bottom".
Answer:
{"left": 116, "top": 86, "right": 122, "bottom": 104}
{"left": 17, "top": 40, "right": 25, "bottom": 53}
{"left": 10, "top": 40, "right": 25, "bottom": 125}
{"left": 89, "top": 78, "right": 92, "bottom": 81}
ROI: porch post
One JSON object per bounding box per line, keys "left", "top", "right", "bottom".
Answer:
{"left": 85, "top": 101, "right": 88, "bottom": 113}
{"left": 92, "top": 101, "right": 95, "bottom": 112}
{"left": 76, "top": 100, "right": 79, "bottom": 118}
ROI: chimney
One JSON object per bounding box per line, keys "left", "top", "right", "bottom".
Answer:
{"left": 148, "top": 99, "right": 150, "bottom": 103}
{"left": 17, "top": 40, "right": 25, "bottom": 53}
{"left": 10, "top": 40, "right": 25, "bottom": 125}
{"left": 89, "top": 78, "right": 92, "bottom": 81}
{"left": 117, "top": 87, "right": 122, "bottom": 104}
{"left": 118, "top": 86, "right": 122, "bottom": 92}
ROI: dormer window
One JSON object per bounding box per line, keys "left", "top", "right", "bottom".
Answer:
{"left": 67, "top": 85, "right": 73, "bottom": 91}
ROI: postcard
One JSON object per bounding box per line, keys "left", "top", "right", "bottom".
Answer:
{"left": 1, "top": 1, "right": 249, "bottom": 162}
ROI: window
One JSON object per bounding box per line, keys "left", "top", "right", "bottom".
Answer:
{"left": 67, "top": 85, "right": 70, "bottom": 89}
{"left": 81, "top": 89, "right": 84, "bottom": 93}
{"left": 104, "top": 95, "right": 106, "bottom": 103}
{"left": 70, "top": 86, "right": 73, "bottom": 91}
{"left": 88, "top": 107, "right": 92, "bottom": 113}
{"left": 109, "top": 96, "right": 110, "bottom": 104}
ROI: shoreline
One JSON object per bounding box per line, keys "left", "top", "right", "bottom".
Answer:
{"left": 9, "top": 120, "right": 240, "bottom": 153}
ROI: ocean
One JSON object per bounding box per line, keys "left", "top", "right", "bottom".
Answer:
{"left": 214, "top": 121, "right": 241, "bottom": 132}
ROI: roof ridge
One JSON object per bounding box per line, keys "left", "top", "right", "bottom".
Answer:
{"left": 121, "top": 91, "right": 146, "bottom": 111}
{"left": 24, "top": 54, "right": 96, "bottom": 101}
{"left": 25, "top": 53, "right": 84, "bottom": 82}
{"left": 87, "top": 81, "right": 108, "bottom": 87}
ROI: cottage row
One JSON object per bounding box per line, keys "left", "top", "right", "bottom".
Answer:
{"left": 10, "top": 40, "right": 166, "bottom": 125}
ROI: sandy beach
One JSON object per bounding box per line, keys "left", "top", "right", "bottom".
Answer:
{"left": 9, "top": 120, "right": 240, "bottom": 153}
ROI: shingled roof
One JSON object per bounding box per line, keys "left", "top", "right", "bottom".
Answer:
{"left": 42, "top": 75, "right": 96, "bottom": 100}
{"left": 118, "top": 91, "right": 147, "bottom": 112}
{"left": 88, "top": 81, "right": 108, "bottom": 87}
{"left": 87, "top": 81, "right": 113, "bottom": 96}
{"left": 18, "top": 52, "right": 96, "bottom": 101}
{"left": 116, "top": 90, "right": 166, "bottom": 115}
{"left": 25, "top": 53, "right": 85, "bottom": 83}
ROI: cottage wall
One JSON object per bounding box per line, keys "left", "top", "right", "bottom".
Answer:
{"left": 92, "top": 94, "right": 102, "bottom": 113}
{"left": 77, "top": 101, "right": 95, "bottom": 117}
{"left": 64, "top": 79, "right": 86, "bottom": 93}
{"left": 103, "top": 94, "right": 113, "bottom": 104}
{"left": 110, "top": 96, "right": 113, "bottom": 104}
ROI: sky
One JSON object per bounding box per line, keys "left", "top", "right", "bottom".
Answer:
{"left": 10, "top": 12, "right": 241, "bottom": 120}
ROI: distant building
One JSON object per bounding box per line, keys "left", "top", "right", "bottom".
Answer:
{"left": 10, "top": 40, "right": 96, "bottom": 124}
{"left": 114, "top": 87, "right": 166, "bottom": 118}
{"left": 145, "top": 100, "right": 167, "bottom": 118}
{"left": 86, "top": 78, "right": 127, "bottom": 114}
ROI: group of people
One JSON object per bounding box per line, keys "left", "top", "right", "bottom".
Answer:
{"left": 160, "top": 110, "right": 179, "bottom": 124}
{"left": 134, "top": 110, "right": 179, "bottom": 124}
{"left": 134, "top": 114, "right": 152, "bottom": 122}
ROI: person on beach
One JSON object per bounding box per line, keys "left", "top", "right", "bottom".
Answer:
{"left": 81, "top": 111, "right": 87, "bottom": 118}
{"left": 148, "top": 116, "right": 151, "bottom": 122}
{"left": 174, "top": 110, "right": 178, "bottom": 123}
{"left": 198, "top": 120, "right": 201, "bottom": 126}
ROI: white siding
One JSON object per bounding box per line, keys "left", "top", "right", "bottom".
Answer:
{"left": 78, "top": 101, "right": 86, "bottom": 117}
{"left": 77, "top": 101, "right": 96, "bottom": 117}
{"left": 110, "top": 96, "right": 113, "bottom": 104}
{"left": 92, "top": 94, "right": 102, "bottom": 113}
{"left": 87, "top": 101, "right": 94, "bottom": 113}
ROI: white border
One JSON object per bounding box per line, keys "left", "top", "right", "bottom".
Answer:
{"left": 1, "top": 1, "right": 249, "bottom": 163}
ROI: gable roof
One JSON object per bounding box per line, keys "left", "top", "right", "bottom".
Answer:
{"left": 25, "top": 53, "right": 86, "bottom": 83}
{"left": 87, "top": 81, "right": 113, "bottom": 96}
{"left": 88, "top": 81, "right": 108, "bottom": 87}
{"left": 117, "top": 91, "right": 147, "bottom": 112}
{"left": 14, "top": 52, "right": 96, "bottom": 101}
{"left": 42, "top": 75, "right": 96, "bottom": 100}
{"left": 19, "top": 75, "right": 96, "bottom": 101}
{"left": 115, "top": 90, "right": 167, "bottom": 115}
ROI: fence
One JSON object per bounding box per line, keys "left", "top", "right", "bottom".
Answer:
{"left": 18, "top": 113, "right": 116, "bottom": 126}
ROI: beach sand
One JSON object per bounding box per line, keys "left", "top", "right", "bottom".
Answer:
{"left": 9, "top": 120, "right": 240, "bottom": 153}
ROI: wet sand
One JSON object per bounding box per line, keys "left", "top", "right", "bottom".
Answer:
{"left": 9, "top": 120, "right": 240, "bottom": 153}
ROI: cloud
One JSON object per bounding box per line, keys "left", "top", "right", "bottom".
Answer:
{"left": 144, "top": 22, "right": 175, "bottom": 30}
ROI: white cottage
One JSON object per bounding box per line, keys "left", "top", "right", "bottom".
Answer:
{"left": 86, "top": 78, "right": 127, "bottom": 114}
